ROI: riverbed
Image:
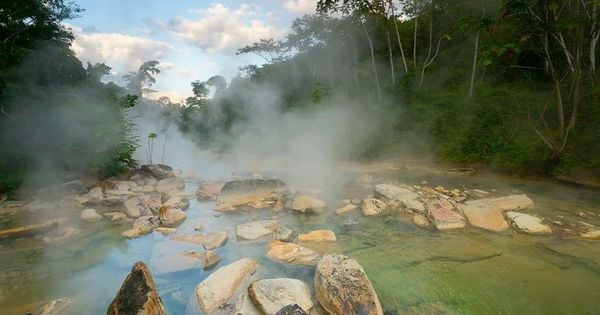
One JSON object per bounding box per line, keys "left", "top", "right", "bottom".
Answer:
{"left": 1, "top": 157, "right": 599, "bottom": 314}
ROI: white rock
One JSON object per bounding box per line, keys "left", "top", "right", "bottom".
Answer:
{"left": 506, "top": 212, "right": 552, "bottom": 235}
{"left": 248, "top": 278, "right": 314, "bottom": 314}
{"left": 80, "top": 208, "right": 102, "bottom": 223}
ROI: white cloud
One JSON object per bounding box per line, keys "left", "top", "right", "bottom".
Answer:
{"left": 70, "top": 26, "right": 171, "bottom": 72}
{"left": 283, "top": 0, "right": 316, "bottom": 14}
{"left": 167, "top": 3, "right": 287, "bottom": 53}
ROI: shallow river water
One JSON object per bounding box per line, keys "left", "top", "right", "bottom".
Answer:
{"left": 1, "top": 160, "right": 600, "bottom": 315}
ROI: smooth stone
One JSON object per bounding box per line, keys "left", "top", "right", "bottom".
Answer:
{"left": 195, "top": 258, "right": 259, "bottom": 314}
{"left": 361, "top": 198, "right": 387, "bottom": 216}
{"left": 461, "top": 206, "right": 509, "bottom": 232}
{"left": 81, "top": 186, "right": 104, "bottom": 204}
{"left": 80, "top": 208, "right": 102, "bottom": 223}
{"left": 183, "top": 250, "right": 221, "bottom": 270}
{"left": 314, "top": 254, "right": 383, "bottom": 315}
{"left": 298, "top": 230, "right": 337, "bottom": 242}
{"left": 248, "top": 278, "right": 314, "bottom": 314}
{"left": 426, "top": 198, "right": 465, "bottom": 230}
{"left": 163, "top": 196, "right": 189, "bottom": 210}
{"left": 335, "top": 204, "right": 359, "bottom": 215}
{"left": 374, "top": 184, "right": 424, "bottom": 212}
{"left": 123, "top": 198, "right": 147, "bottom": 218}
{"left": 215, "top": 179, "right": 287, "bottom": 210}
{"left": 170, "top": 231, "right": 228, "bottom": 250}
{"left": 506, "top": 212, "right": 552, "bottom": 235}
{"left": 273, "top": 225, "right": 294, "bottom": 241}
{"left": 158, "top": 206, "right": 187, "bottom": 227}
{"left": 107, "top": 261, "right": 166, "bottom": 315}
{"left": 236, "top": 220, "right": 279, "bottom": 241}
{"left": 291, "top": 195, "right": 326, "bottom": 213}
{"left": 121, "top": 216, "right": 160, "bottom": 239}
{"left": 196, "top": 181, "right": 226, "bottom": 200}
{"left": 155, "top": 177, "right": 185, "bottom": 194}
{"left": 104, "top": 212, "right": 128, "bottom": 223}
{"left": 581, "top": 230, "right": 600, "bottom": 240}
{"left": 155, "top": 227, "right": 176, "bottom": 235}
{"left": 266, "top": 240, "right": 320, "bottom": 266}
{"left": 412, "top": 214, "right": 432, "bottom": 229}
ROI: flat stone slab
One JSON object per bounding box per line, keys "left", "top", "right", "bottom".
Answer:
{"left": 170, "top": 231, "right": 228, "bottom": 249}
{"left": 266, "top": 240, "right": 320, "bottom": 266}
{"left": 236, "top": 220, "right": 279, "bottom": 241}
{"left": 426, "top": 198, "right": 465, "bottom": 230}
{"left": 298, "top": 230, "right": 337, "bottom": 242}
{"left": 248, "top": 278, "right": 314, "bottom": 314}
{"left": 506, "top": 212, "right": 552, "bottom": 235}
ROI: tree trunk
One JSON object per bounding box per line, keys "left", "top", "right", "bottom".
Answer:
{"left": 363, "top": 24, "right": 382, "bottom": 101}
{"left": 469, "top": 30, "right": 480, "bottom": 98}
{"left": 413, "top": 17, "right": 418, "bottom": 69}
{"left": 390, "top": 0, "right": 408, "bottom": 73}
{"left": 387, "top": 27, "right": 395, "bottom": 85}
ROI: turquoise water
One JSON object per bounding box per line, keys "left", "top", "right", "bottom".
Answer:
{"left": 1, "top": 165, "right": 599, "bottom": 314}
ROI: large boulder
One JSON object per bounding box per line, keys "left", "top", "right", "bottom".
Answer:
{"left": 121, "top": 216, "right": 160, "bottom": 239}
{"left": 140, "top": 164, "right": 174, "bottom": 180}
{"left": 248, "top": 278, "right": 314, "bottom": 314}
{"left": 155, "top": 177, "right": 185, "bottom": 194}
{"left": 107, "top": 261, "right": 166, "bottom": 315}
{"left": 459, "top": 194, "right": 534, "bottom": 232}
{"left": 374, "top": 184, "right": 424, "bottom": 213}
{"left": 426, "top": 198, "right": 465, "bottom": 230}
{"left": 314, "top": 254, "right": 383, "bottom": 315}
{"left": 80, "top": 186, "right": 104, "bottom": 204}
{"left": 80, "top": 208, "right": 103, "bottom": 223}
{"left": 298, "top": 230, "right": 337, "bottom": 243}
{"left": 361, "top": 199, "right": 387, "bottom": 216}
{"left": 195, "top": 258, "right": 260, "bottom": 314}
{"left": 236, "top": 220, "right": 279, "bottom": 241}
{"left": 215, "top": 179, "right": 287, "bottom": 211}
{"left": 158, "top": 206, "right": 187, "bottom": 227}
{"left": 196, "top": 181, "right": 226, "bottom": 200}
{"left": 170, "top": 231, "right": 228, "bottom": 249}
{"left": 290, "top": 195, "right": 326, "bottom": 213}
{"left": 266, "top": 240, "right": 320, "bottom": 266}
{"left": 506, "top": 212, "right": 552, "bottom": 235}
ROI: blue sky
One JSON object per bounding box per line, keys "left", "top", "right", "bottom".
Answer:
{"left": 68, "top": 1, "right": 316, "bottom": 102}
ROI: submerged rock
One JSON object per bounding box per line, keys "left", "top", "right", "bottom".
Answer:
{"left": 121, "top": 216, "right": 160, "bottom": 239}
{"left": 29, "top": 297, "right": 73, "bottom": 315}
{"left": 581, "top": 230, "right": 600, "bottom": 240}
{"left": 80, "top": 186, "right": 104, "bottom": 205}
{"left": 80, "top": 208, "right": 103, "bottom": 223}
{"left": 266, "top": 240, "right": 320, "bottom": 266}
{"left": 195, "top": 258, "right": 259, "bottom": 314}
{"left": 506, "top": 212, "right": 552, "bottom": 235}
{"left": 361, "top": 198, "right": 387, "bottom": 216}
{"left": 155, "top": 227, "right": 176, "bottom": 235}
{"left": 182, "top": 250, "right": 221, "bottom": 270}
{"left": 104, "top": 212, "right": 128, "bottom": 223}
{"left": 412, "top": 214, "right": 432, "bottom": 229}
{"left": 290, "top": 195, "right": 326, "bottom": 213}
{"left": 335, "top": 203, "right": 359, "bottom": 215}
{"left": 426, "top": 198, "right": 465, "bottom": 230}
{"left": 196, "top": 181, "right": 226, "bottom": 200}
{"left": 236, "top": 220, "right": 279, "bottom": 241}
{"left": 273, "top": 225, "right": 294, "bottom": 241}
{"left": 107, "top": 261, "right": 166, "bottom": 315}
{"left": 374, "top": 184, "right": 424, "bottom": 213}
{"left": 215, "top": 179, "right": 287, "bottom": 211}
{"left": 170, "top": 231, "right": 228, "bottom": 249}
{"left": 314, "top": 254, "right": 383, "bottom": 315}
{"left": 248, "top": 278, "right": 314, "bottom": 314}
{"left": 43, "top": 227, "right": 82, "bottom": 245}
{"left": 0, "top": 219, "right": 61, "bottom": 240}
{"left": 298, "top": 230, "right": 337, "bottom": 243}
{"left": 158, "top": 206, "right": 187, "bottom": 227}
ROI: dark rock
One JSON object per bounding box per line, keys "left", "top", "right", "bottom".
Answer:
{"left": 107, "top": 261, "right": 166, "bottom": 315}
{"left": 275, "top": 304, "right": 309, "bottom": 315}
{"left": 140, "top": 164, "right": 174, "bottom": 180}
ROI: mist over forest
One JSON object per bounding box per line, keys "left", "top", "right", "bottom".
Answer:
{"left": 1, "top": 1, "right": 600, "bottom": 314}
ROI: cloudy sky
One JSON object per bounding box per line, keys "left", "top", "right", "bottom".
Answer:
{"left": 69, "top": 0, "right": 317, "bottom": 102}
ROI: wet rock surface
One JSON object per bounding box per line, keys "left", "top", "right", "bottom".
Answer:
{"left": 27, "top": 297, "right": 73, "bottom": 315}
{"left": 362, "top": 198, "right": 387, "bottom": 216}
{"left": 506, "top": 212, "right": 552, "bottom": 235}
{"left": 196, "top": 181, "right": 226, "bottom": 200}
{"left": 121, "top": 216, "right": 160, "bottom": 239}
{"left": 107, "top": 261, "right": 166, "bottom": 315}
{"left": 236, "top": 220, "right": 279, "bottom": 241}
{"left": 248, "top": 278, "right": 314, "bottom": 314}
{"left": 169, "top": 231, "right": 228, "bottom": 249}
{"left": 426, "top": 198, "right": 465, "bottom": 230}
{"left": 314, "top": 254, "right": 383, "bottom": 315}
{"left": 298, "top": 230, "right": 337, "bottom": 243}
{"left": 374, "top": 184, "right": 424, "bottom": 212}
{"left": 80, "top": 208, "right": 102, "bottom": 223}
{"left": 266, "top": 240, "right": 320, "bottom": 266}
{"left": 215, "top": 179, "right": 287, "bottom": 210}
{"left": 140, "top": 164, "right": 174, "bottom": 180}
{"left": 290, "top": 195, "right": 326, "bottom": 213}
{"left": 195, "top": 258, "right": 259, "bottom": 314}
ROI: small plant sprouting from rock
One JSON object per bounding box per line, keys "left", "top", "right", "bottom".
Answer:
{"left": 147, "top": 132, "right": 158, "bottom": 164}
